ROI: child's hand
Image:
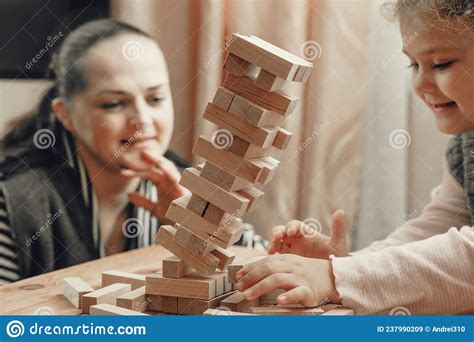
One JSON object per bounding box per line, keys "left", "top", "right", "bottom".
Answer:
{"left": 235, "top": 254, "right": 341, "bottom": 307}
{"left": 128, "top": 150, "right": 186, "bottom": 224}
{"left": 267, "top": 210, "right": 348, "bottom": 259}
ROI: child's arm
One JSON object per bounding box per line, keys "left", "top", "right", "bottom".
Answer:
{"left": 332, "top": 226, "right": 474, "bottom": 314}
{"left": 353, "top": 158, "right": 470, "bottom": 255}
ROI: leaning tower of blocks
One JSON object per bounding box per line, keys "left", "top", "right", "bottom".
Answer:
{"left": 63, "top": 34, "right": 354, "bottom": 316}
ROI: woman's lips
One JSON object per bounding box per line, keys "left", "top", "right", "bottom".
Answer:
{"left": 430, "top": 101, "right": 456, "bottom": 111}
{"left": 120, "top": 137, "right": 157, "bottom": 147}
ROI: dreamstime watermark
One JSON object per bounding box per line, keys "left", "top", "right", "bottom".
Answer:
{"left": 394, "top": 208, "right": 419, "bottom": 231}
{"left": 25, "top": 209, "right": 64, "bottom": 247}
{"left": 122, "top": 218, "right": 144, "bottom": 238}
{"left": 122, "top": 40, "right": 144, "bottom": 61}
{"left": 114, "top": 124, "right": 147, "bottom": 158}
{"left": 380, "top": 31, "right": 419, "bottom": 70}
{"left": 25, "top": 31, "right": 63, "bottom": 70}
{"left": 299, "top": 40, "right": 322, "bottom": 61}
{"left": 292, "top": 120, "right": 329, "bottom": 158}
{"left": 203, "top": 34, "right": 239, "bottom": 70}
{"left": 389, "top": 129, "right": 411, "bottom": 149}
{"left": 205, "top": 209, "right": 243, "bottom": 246}
{"left": 301, "top": 218, "right": 323, "bottom": 238}
{"left": 33, "top": 129, "right": 56, "bottom": 149}
{"left": 389, "top": 306, "right": 411, "bottom": 315}
{"left": 211, "top": 128, "right": 233, "bottom": 149}
{"left": 34, "top": 306, "right": 55, "bottom": 315}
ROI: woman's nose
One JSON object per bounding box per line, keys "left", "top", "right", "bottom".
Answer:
{"left": 413, "top": 69, "right": 436, "bottom": 96}
{"left": 127, "top": 102, "right": 154, "bottom": 128}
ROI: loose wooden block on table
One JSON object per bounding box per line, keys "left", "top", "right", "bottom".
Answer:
{"left": 228, "top": 33, "right": 313, "bottom": 81}
{"left": 203, "top": 308, "right": 256, "bottom": 316}
{"left": 116, "top": 286, "right": 147, "bottom": 312}
{"left": 155, "top": 225, "right": 220, "bottom": 275}
{"left": 220, "top": 291, "right": 259, "bottom": 313}
{"left": 193, "top": 135, "right": 278, "bottom": 185}
{"left": 162, "top": 256, "right": 193, "bottom": 279}
{"left": 173, "top": 224, "right": 215, "bottom": 256}
{"left": 165, "top": 198, "right": 244, "bottom": 247}
{"left": 90, "top": 303, "right": 148, "bottom": 316}
{"left": 249, "top": 304, "right": 325, "bottom": 315}
{"left": 102, "top": 270, "right": 145, "bottom": 290}
{"left": 146, "top": 271, "right": 227, "bottom": 300}
{"left": 63, "top": 277, "right": 94, "bottom": 309}
{"left": 203, "top": 102, "right": 278, "bottom": 149}
{"left": 223, "top": 74, "right": 298, "bottom": 116}
{"left": 146, "top": 294, "right": 178, "bottom": 314}
{"left": 82, "top": 283, "right": 132, "bottom": 314}
{"left": 179, "top": 167, "right": 249, "bottom": 214}
{"left": 228, "top": 256, "right": 267, "bottom": 283}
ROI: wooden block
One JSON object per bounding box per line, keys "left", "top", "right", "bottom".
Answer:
{"left": 173, "top": 224, "right": 215, "bottom": 256}
{"left": 322, "top": 308, "right": 355, "bottom": 315}
{"left": 204, "top": 102, "right": 278, "bottom": 148}
{"left": 193, "top": 135, "right": 278, "bottom": 184}
{"left": 255, "top": 69, "right": 286, "bottom": 92}
{"left": 102, "top": 270, "right": 145, "bottom": 290}
{"left": 192, "top": 291, "right": 236, "bottom": 315}
{"left": 228, "top": 93, "right": 285, "bottom": 127}
{"left": 228, "top": 256, "right": 266, "bottom": 283}
{"left": 220, "top": 291, "right": 259, "bottom": 313}
{"left": 223, "top": 53, "right": 252, "bottom": 76}
{"left": 165, "top": 197, "right": 245, "bottom": 247}
{"left": 203, "top": 308, "right": 256, "bottom": 316}
{"left": 179, "top": 167, "right": 249, "bottom": 214}
{"left": 292, "top": 63, "right": 313, "bottom": 83}
{"left": 259, "top": 289, "right": 285, "bottom": 306}
{"left": 90, "top": 303, "right": 148, "bottom": 316}
{"left": 272, "top": 127, "right": 293, "bottom": 149}
{"left": 186, "top": 193, "right": 209, "bottom": 216}
{"left": 203, "top": 203, "right": 228, "bottom": 225}
{"left": 63, "top": 277, "right": 94, "bottom": 309}
{"left": 155, "top": 225, "right": 220, "bottom": 275}
{"left": 116, "top": 286, "right": 148, "bottom": 312}
{"left": 212, "top": 87, "right": 235, "bottom": 110}
{"left": 178, "top": 297, "right": 196, "bottom": 315}
{"left": 200, "top": 161, "right": 253, "bottom": 192}
{"left": 236, "top": 186, "right": 265, "bottom": 212}
{"left": 223, "top": 73, "right": 298, "bottom": 116}
{"left": 228, "top": 135, "right": 273, "bottom": 159}
{"left": 162, "top": 256, "right": 193, "bottom": 279}
{"left": 249, "top": 304, "right": 325, "bottom": 315}
{"left": 210, "top": 246, "right": 236, "bottom": 271}
{"left": 250, "top": 157, "right": 280, "bottom": 185}
{"left": 146, "top": 271, "right": 227, "bottom": 300}
{"left": 82, "top": 283, "right": 132, "bottom": 314}
{"left": 224, "top": 276, "right": 233, "bottom": 293}
{"left": 146, "top": 294, "right": 178, "bottom": 313}
{"left": 229, "top": 33, "right": 313, "bottom": 81}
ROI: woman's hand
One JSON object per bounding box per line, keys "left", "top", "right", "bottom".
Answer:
{"left": 235, "top": 254, "right": 342, "bottom": 307}
{"left": 128, "top": 150, "right": 186, "bottom": 224}
{"left": 267, "top": 210, "right": 348, "bottom": 259}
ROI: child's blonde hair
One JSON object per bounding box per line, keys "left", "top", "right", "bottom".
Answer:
{"left": 385, "top": 0, "right": 474, "bottom": 29}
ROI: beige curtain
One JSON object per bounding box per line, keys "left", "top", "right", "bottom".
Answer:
{"left": 111, "top": 0, "right": 370, "bottom": 240}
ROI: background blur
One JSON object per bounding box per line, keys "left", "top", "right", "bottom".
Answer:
{"left": 0, "top": 0, "right": 450, "bottom": 249}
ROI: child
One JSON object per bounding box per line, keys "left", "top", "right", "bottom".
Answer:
{"left": 0, "top": 19, "right": 265, "bottom": 285}
{"left": 235, "top": 0, "right": 474, "bottom": 315}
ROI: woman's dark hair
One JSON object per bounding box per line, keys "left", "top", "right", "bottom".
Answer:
{"left": 3, "top": 18, "right": 151, "bottom": 146}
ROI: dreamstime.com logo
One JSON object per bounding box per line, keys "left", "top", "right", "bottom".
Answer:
{"left": 5, "top": 320, "right": 146, "bottom": 338}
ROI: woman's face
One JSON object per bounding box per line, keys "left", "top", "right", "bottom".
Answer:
{"left": 401, "top": 17, "right": 474, "bottom": 134}
{"left": 65, "top": 33, "right": 174, "bottom": 174}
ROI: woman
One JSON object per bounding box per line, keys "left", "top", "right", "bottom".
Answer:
{"left": 0, "top": 19, "right": 266, "bottom": 284}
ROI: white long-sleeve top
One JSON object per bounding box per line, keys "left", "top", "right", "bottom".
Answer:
{"left": 332, "top": 158, "right": 474, "bottom": 315}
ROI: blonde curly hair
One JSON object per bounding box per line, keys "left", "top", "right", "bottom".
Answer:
{"left": 384, "top": 0, "right": 474, "bottom": 29}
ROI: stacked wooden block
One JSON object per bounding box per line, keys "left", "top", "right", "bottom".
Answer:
{"left": 145, "top": 33, "right": 314, "bottom": 312}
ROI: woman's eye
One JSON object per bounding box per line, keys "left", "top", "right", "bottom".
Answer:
{"left": 433, "top": 61, "right": 454, "bottom": 70}
{"left": 406, "top": 62, "right": 419, "bottom": 70}
{"left": 101, "top": 100, "right": 127, "bottom": 110}
{"left": 149, "top": 97, "right": 164, "bottom": 105}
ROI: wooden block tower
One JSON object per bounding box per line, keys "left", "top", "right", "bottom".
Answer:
{"left": 145, "top": 33, "right": 314, "bottom": 315}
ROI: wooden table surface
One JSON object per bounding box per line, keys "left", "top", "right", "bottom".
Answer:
{"left": 0, "top": 245, "right": 265, "bottom": 315}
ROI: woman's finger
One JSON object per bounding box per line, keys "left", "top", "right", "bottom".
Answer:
{"left": 285, "top": 220, "right": 303, "bottom": 237}
{"left": 128, "top": 192, "right": 165, "bottom": 220}
{"left": 277, "top": 285, "right": 317, "bottom": 307}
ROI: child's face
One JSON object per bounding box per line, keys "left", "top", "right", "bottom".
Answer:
{"left": 70, "top": 33, "right": 174, "bottom": 173}
{"left": 401, "top": 17, "right": 474, "bottom": 134}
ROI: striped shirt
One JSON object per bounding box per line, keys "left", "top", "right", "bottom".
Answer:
{"left": 0, "top": 129, "right": 267, "bottom": 284}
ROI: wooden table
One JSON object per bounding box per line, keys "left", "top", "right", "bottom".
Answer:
{"left": 0, "top": 245, "right": 264, "bottom": 315}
